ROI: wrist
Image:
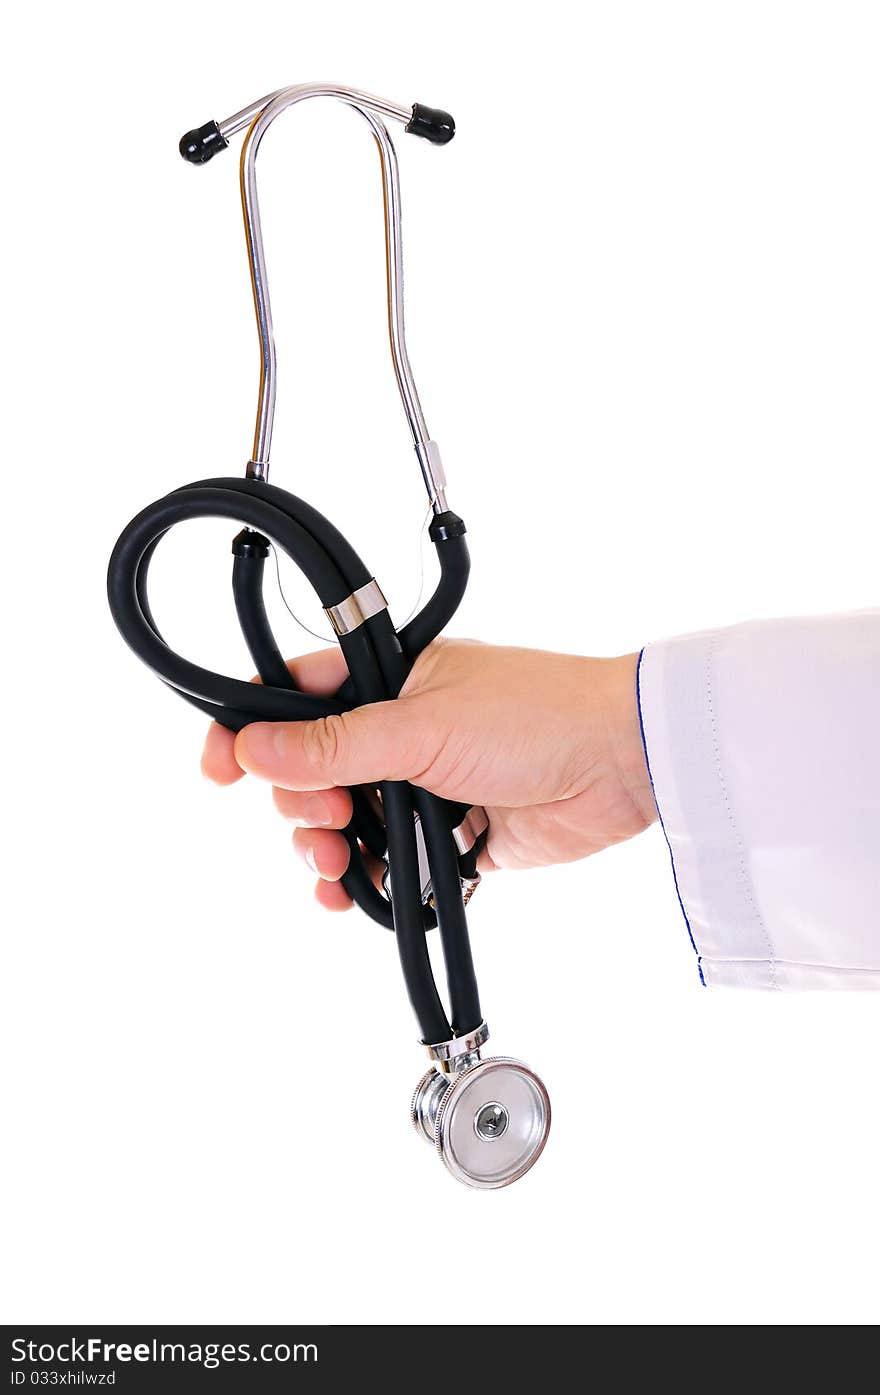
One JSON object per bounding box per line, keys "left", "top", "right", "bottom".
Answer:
{"left": 600, "top": 652, "right": 658, "bottom": 830}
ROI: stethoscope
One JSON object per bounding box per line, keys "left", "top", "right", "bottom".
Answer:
{"left": 108, "top": 82, "right": 550, "bottom": 1188}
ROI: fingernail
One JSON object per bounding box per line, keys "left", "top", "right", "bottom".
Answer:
{"left": 304, "top": 845, "right": 318, "bottom": 874}
{"left": 236, "top": 722, "right": 285, "bottom": 775}
{"left": 301, "top": 794, "right": 333, "bottom": 827}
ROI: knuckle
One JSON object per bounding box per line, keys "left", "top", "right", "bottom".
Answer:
{"left": 302, "top": 714, "right": 348, "bottom": 773}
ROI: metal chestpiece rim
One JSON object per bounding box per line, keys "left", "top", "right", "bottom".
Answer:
{"left": 432, "top": 1057, "right": 551, "bottom": 1190}
{"left": 411, "top": 1036, "right": 551, "bottom": 1190}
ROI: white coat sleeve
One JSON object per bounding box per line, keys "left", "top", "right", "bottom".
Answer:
{"left": 637, "top": 610, "right": 880, "bottom": 989}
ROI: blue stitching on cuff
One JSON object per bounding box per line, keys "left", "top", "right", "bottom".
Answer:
{"left": 636, "top": 647, "right": 705, "bottom": 986}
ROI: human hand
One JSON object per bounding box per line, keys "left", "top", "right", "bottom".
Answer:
{"left": 201, "top": 639, "right": 657, "bottom": 910}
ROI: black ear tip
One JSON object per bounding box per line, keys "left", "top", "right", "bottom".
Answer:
{"left": 179, "top": 120, "right": 229, "bottom": 164}
{"left": 406, "top": 103, "right": 455, "bottom": 145}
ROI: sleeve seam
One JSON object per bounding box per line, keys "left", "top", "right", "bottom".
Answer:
{"left": 636, "top": 647, "right": 706, "bottom": 986}
{"left": 703, "top": 633, "right": 778, "bottom": 989}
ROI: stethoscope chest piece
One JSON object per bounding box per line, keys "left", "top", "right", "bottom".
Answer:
{"left": 413, "top": 1028, "right": 550, "bottom": 1188}
{"left": 431, "top": 1059, "right": 551, "bottom": 1190}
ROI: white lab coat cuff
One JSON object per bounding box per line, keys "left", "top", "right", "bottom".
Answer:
{"left": 636, "top": 612, "right": 880, "bottom": 989}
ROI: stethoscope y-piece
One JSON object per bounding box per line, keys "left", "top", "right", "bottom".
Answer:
{"left": 108, "top": 82, "right": 550, "bottom": 1188}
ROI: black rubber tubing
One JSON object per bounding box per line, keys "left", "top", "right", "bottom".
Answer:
{"left": 107, "top": 476, "right": 483, "bottom": 1042}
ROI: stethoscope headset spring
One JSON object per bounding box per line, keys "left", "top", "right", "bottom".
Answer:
{"left": 107, "top": 82, "right": 550, "bottom": 1188}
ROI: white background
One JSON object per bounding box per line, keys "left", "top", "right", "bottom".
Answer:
{"left": 2, "top": 0, "right": 878, "bottom": 1325}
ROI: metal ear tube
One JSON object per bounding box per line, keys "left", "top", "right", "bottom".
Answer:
{"left": 108, "top": 81, "right": 550, "bottom": 1189}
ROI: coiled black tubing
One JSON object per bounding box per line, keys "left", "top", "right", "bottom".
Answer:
{"left": 107, "top": 476, "right": 483, "bottom": 1044}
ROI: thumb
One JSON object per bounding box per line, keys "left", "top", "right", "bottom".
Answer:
{"left": 233, "top": 697, "right": 434, "bottom": 791}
